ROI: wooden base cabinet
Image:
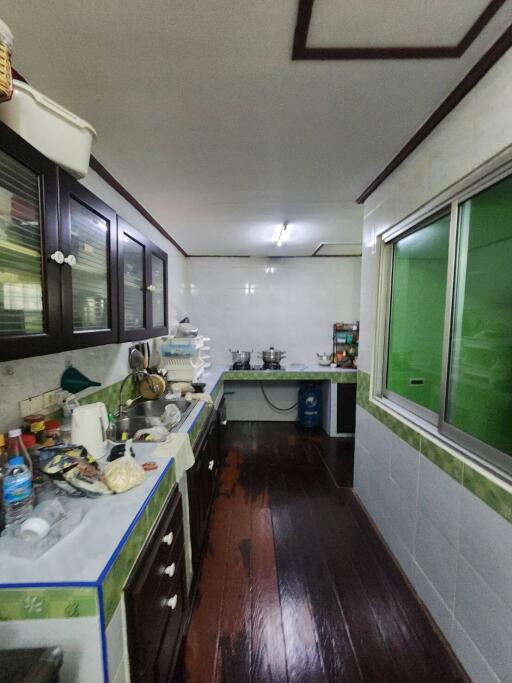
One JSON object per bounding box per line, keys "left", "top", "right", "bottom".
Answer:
{"left": 125, "top": 487, "right": 187, "bottom": 683}
{"left": 187, "top": 411, "right": 220, "bottom": 580}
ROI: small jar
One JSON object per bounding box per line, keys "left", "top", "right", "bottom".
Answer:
{"left": 24, "top": 414, "right": 46, "bottom": 445}
{"left": 44, "top": 419, "right": 62, "bottom": 442}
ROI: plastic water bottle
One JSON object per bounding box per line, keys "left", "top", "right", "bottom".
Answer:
{"left": 3, "top": 428, "right": 34, "bottom": 527}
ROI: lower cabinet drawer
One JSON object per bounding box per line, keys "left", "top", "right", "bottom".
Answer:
{"left": 126, "top": 487, "right": 186, "bottom": 683}
{"left": 154, "top": 557, "right": 187, "bottom": 683}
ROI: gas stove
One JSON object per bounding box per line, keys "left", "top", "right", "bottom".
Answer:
{"left": 229, "top": 363, "right": 285, "bottom": 371}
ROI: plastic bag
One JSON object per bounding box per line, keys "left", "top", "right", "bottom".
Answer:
{"left": 161, "top": 403, "right": 181, "bottom": 428}
{"left": 133, "top": 426, "right": 169, "bottom": 442}
{"left": 103, "top": 455, "right": 145, "bottom": 493}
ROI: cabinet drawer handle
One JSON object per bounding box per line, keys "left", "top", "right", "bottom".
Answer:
{"left": 162, "top": 532, "right": 174, "bottom": 546}
{"left": 64, "top": 254, "right": 77, "bottom": 267}
{"left": 164, "top": 563, "right": 176, "bottom": 578}
{"left": 50, "top": 250, "right": 65, "bottom": 264}
{"left": 167, "top": 594, "right": 178, "bottom": 610}
{"left": 208, "top": 460, "right": 214, "bottom": 471}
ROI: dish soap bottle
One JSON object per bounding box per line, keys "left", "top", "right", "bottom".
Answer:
{"left": 3, "top": 428, "right": 34, "bottom": 527}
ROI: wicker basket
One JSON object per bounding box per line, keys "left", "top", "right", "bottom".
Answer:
{"left": 0, "top": 20, "right": 13, "bottom": 103}
{"left": 0, "top": 43, "right": 12, "bottom": 103}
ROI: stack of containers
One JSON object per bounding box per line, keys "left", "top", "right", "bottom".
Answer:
{"left": 158, "top": 335, "right": 211, "bottom": 382}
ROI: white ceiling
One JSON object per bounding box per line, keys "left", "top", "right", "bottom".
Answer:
{"left": 308, "top": 0, "right": 493, "bottom": 47}
{"left": 1, "top": 1, "right": 511, "bottom": 256}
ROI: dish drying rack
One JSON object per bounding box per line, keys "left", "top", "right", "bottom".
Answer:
{"left": 157, "top": 335, "right": 211, "bottom": 382}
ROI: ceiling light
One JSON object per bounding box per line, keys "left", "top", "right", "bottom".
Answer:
{"left": 276, "top": 222, "right": 288, "bottom": 247}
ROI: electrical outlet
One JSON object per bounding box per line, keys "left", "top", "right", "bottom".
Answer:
{"left": 42, "top": 390, "right": 58, "bottom": 409}
{"left": 19, "top": 395, "right": 44, "bottom": 418}
{"left": 19, "top": 399, "right": 32, "bottom": 418}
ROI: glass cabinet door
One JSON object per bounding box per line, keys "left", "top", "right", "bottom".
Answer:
{"left": 118, "top": 218, "right": 150, "bottom": 341}
{"left": 149, "top": 249, "right": 167, "bottom": 335}
{"left": 59, "top": 174, "right": 118, "bottom": 348}
{"left": 0, "top": 125, "right": 61, "bottom": 361}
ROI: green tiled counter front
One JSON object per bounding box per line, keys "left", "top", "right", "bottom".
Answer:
{"left": 223, "top": 370, "right": 357, "bottom": 382}
{"left": 357, "top": 370, "right": 512, "bottom": 525}
{"left": 0, "top": 587, "right": 98, "bottom": 621}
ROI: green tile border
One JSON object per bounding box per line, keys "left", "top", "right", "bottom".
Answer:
{"left": 357, "top": 370, "right": 512, "bottom": 526}
{"left": 224, "top": 370, "right": 357, "bottom": 383}
{"left": 79, "top": 376, "right": 137, "bottom": 415}
{"left": 101, "top": 460, "right": 177, "bottom": 625}
{"left": 420, "top": 436, "right": 463, "bottom": 484}
{"left": 463, "top": 466, "right": 512, "bottom": 524}
{"left": 0, "top": 587, "right": 98, "bottom": 621}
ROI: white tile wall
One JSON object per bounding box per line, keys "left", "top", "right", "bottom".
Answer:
{"left": 106, "top": 600, "right": 126, "bottom": 683}
{"left": 355, "top": 407, "right": 512, "bottom": 682}
{"left": 0, "top": 616, "right": 104, "bottom": 682}
{"left": 186, "top": 257, "right": 361, "bottom": 367}
{"left": 354, "top": 48, "right": 512, "bottom": 682}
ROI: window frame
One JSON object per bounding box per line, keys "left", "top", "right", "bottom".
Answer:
{"left": 378, "top": 157, "right": 512, "bottom": 481}
{"left": 382, "top": 208, "right": 451, "bottom": 425}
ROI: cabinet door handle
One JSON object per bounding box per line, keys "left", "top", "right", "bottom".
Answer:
{"left": 50, "top": 250, "right": 65, "bottom": 264}
{"left": 164, "top": 563, "right": 176, "bottom": 577}
{"left": 162, "top": 531, "right": 174, "bottom": 546}
{"left": 147, "top": 284, "right": 156, "bottom": 292}
{"left": 64, "top": 254, "right": 77, "bottom": 267}
{"left": 208, "top": 459, "right": 214, "bottom": 470}
{"left": 167, "top": 594, "right": 178, "bottom": 610}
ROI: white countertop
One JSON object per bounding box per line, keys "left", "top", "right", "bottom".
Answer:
{"left": 0, "top": 369, "right": 225, "bottom": 587}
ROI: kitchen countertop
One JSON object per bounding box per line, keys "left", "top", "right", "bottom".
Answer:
{"left": 0, "top": 369, "right": 225, "bottom": 588}
{"left": 0, "top": 364, "right": 355, "bottom": 587}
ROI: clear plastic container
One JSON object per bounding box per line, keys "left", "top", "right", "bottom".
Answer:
{"left": 3, "top": 496, "right": 84, "bottom": 559}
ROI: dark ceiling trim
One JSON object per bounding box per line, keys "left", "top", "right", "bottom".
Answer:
{"left": 88, "top": 156, "right": 188, "bottom": 256}
{"left": 292, "top": 0, "right": 506, "bottom": 60}
{"left": 356, "top": 23, "right": 512, "bottom": 204}
{"left": 312, "top": 242, "right": 362, "bottom": 257}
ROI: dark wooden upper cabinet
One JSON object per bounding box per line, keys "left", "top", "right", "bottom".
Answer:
{"left": 59, "top": 172, "right": 119, "bottom": 349}
{"left": 118, "top": 217, "right": 150, "bottom": 341}
{"left": 0, "top": 126, "right": 167, "bottom": 362}
{"left": 148, "top": 243, "right": 168, "bottom": 337}
{"left": 0, "top": 123, "right": 62, "bottom": 362}
{"left": 118, "top": 217, "right": 168, "bottom": 341}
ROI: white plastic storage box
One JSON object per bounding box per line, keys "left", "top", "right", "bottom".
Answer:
{"left": 0, "top": 79, "right": 97, "bottom": 178}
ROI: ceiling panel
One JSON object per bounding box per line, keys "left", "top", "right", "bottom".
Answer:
{"left": 307, "top": 0, "right": 491, "bottom": 48}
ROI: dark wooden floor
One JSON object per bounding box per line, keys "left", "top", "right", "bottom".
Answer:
{"left": 179, "top": 422, "right": 467, "bottom": 683}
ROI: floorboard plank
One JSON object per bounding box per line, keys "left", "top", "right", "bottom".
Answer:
{"left": 251, "top": 487, "right": 288, "bottom": 683}
{"left": 214, "top": 444, "right": 252, "bottom": 683}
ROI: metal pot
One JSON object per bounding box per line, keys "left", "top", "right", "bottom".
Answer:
{"left": 230, "top": 349, "right": 252, "bottom": 365}
{"left": 260, "top": 347, "right": 286, "bottom": 364}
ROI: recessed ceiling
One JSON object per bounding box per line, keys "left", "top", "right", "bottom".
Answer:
{"left": 307, "top": 0, "right": 499, "bottom": 49}
{"left": 1, "top": 1, "right": 511, "bottom": 256}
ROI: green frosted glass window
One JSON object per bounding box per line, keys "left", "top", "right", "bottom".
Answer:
{"left": 387, "top": 214, "right": 450, "bottom": 413}
{"left": 446, "top": 175, "right": 512, "bottom": 456}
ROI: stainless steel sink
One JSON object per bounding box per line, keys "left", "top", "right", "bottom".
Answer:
{"left": 128, "top": 398, "right": 191, "bottom": 418}
{"left": 110, "top": 397, "right": 195, "bottom": 441}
